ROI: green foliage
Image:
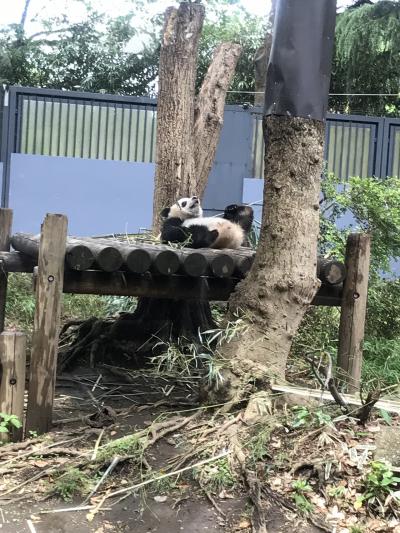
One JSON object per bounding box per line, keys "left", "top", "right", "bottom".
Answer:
{"left": 0, "top": 0, "right": 160, "bottom": 94}
{"left": 331, "top": 1, "right": 400, "bottom": 116}
{"left": 246, "top": 422, "right": 273, "bottom": 463}
{"left": 294, "top": 174, "right": 400, "bottom": 388}
{"left": 103, "top": 296, "right": 137, "bottom": 315}
{"left": 6, "top": 273, "right": 111, "bottom": 330}
{"left": 290, "top": 406, "right": 332, "bottom": 429}
{"left": 320, "top": 174, "right": 400, "bottom": 274}
{"left": 350, "top": 527, "right": 364, "bottom": 533}
{"left": 0, "top": 0, "right": 264, "bottom": 102}
{"left": 0, "top": 413, "right": 22, "bottom": 434}
{"left": 362, "top": 337, "right": 400, "bottom": 386}
{"left": 97, "top": 433, "right": 147, "bottom": 463}
{"left": 292, "top": 480, "right": 314, "bottom": 514}
{"left": 358, "top": 460, "right": 400, "bottom": 514}
{"left": 194, "top": 457, "right": 236, "bottom": 493}
{"left": 53, "top": 467, "right": 92, "bottom": 501}
{"left": 197, "top": 0, "right": 265, "bottom": 104}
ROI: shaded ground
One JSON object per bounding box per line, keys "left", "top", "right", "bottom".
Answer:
{"left": 0, "top": 367, "right": 322, "bottom": 533}
{"left": 1, "top": 366, "right": 399, "bottom": 533}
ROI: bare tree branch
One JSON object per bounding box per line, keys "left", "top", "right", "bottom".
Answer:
{"left": 194, "top": 42, "right": 242, "bottom": 199}
{"left": 20, "top": 0, "right": 31, "bottom": 29}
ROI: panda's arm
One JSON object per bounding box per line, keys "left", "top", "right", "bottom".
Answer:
{"left": 161, "top": 218, "right": 192, "bottom": 245}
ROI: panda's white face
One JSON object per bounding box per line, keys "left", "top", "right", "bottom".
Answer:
{"left": 169, "top": 196, "right": 203, "bottom": 220}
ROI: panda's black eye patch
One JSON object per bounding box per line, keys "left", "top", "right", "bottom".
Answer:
{"left": 181, "top": 201, "right": 187, "bottom": 207}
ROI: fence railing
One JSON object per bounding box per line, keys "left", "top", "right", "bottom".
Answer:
{"left": 251, "top": 110, "right": 400, "bottom": 180}
{"left": 2, "top": 86, "right": 400, "bottom": 191}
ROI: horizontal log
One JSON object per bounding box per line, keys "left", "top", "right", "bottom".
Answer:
{"left": 89, "top": 238, "right": 236, "bottom": 278}
{"left": 0, "top": 251, "right": 36, "bottom": 273}
{"left": 10, "top": 233, "right": 346, "bottom": 285}
{"left": 61, "top": 270, "right": 237, "bottom": 301}
{"left": 11, "top": 234, "right": 94, "bottom": 271}
{"left": 11, "top": 234, "right": 123, "bottom": 272}
{"left": 32, "top": 268, "right": 343, "bottom": 305}
{"left": 317, "top": 258, "right": 346, "bottom": 286}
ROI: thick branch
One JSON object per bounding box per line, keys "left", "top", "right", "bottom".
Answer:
{"left": 194, "top": 42, "right": 241, "bottom": 199}
{"left": 254, "top": 0, "right": 276, "bottom": 107}
{"left": 152, "top": 2, "right": 205, "bottom": 232}
{"left": 20, "top": 0, "right": 31, "bottom": 29}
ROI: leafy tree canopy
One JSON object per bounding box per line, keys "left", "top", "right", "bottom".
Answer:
{"left": 0, "top": 0, "right": 265, "bottom": 102}
{"left": 330, "top": 0, "right": 400, "bottom": 116}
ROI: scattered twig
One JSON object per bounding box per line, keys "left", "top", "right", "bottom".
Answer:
{"left": 199, "top": 481, "right": 226, "bottom": 518}
{"left": 0, "top": 436, "right": 85, "bottom": 469}
{"left": 82, "top": 456, "right": 120, "bottom": 506}
{"left": 233, "top": 437, "right": 268, "bottom": 533}
{"left": 91, "top": 429, "right": 105, "bottom": 461}
{"left": 102, "top": 451, "right": 230, "bottom": 501}
{"left": 303, "top": 353, "right": 349, "bottom": 414}
{"left": 355, "top": 388, "right": 381, "bottom": 424}
{"left": 40, "top": 505, "right": 111, "bottom": 514}
{"left": 91, "top": 374, "right": 103, "bottom": 392}
{"left": 148, "top": 412, "right": 200, "bottom": 446}
{"left": 26, "top": 520, "right": 37, "bottom": 533}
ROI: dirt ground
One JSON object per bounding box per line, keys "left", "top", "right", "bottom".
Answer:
{"left": 2, "top": 365, "right": 397, "bottom": 533}
{"left": 0, "top": 367, "right": 321, "bottom": 533}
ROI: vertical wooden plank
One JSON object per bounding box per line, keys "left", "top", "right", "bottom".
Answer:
{"left": 0, "top": 208, "right": 13, "bottom": 332}
{"left": 337, "top": 233, "right": 371, "bottom": 393}
{"left": 25, "top": 214, "right": 68, "bottom": 435}
{"left": 0, "top": 332, "right": 27, "bottom": 442}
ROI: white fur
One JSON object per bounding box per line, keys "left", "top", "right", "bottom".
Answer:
{"left": 168, "top": 197, "right": 203, "bottom": 220}
{"left": 183, "top": 217, "right": 244, "bottom": 249}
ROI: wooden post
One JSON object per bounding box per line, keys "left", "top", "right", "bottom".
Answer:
{"left": 337, "top": 233, "right": 371, "bottom": 392}
{"left": 0, "top": 209, "right": 13, "bottom": 332}
{"left": 26, "top": 214, "right": 68, "bottom": 435}
{"left": 0, "top": 332, "right": 27, "bottom": 442}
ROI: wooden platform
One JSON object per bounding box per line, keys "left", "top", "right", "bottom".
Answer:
{"left": 6, "top": 232, "right": 346, "bottom": 305}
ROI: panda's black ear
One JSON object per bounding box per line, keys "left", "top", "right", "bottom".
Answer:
{"left": 160, "top": 207, "right": 170, "bottom": 220}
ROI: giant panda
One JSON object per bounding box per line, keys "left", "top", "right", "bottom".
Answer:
{"left": 160, "top": 196, "right": 253, "bottom": 250}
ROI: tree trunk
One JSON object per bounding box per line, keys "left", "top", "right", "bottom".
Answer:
{"left": 142, "top": 4, "right": 241, "bottom": 356}
{"left": 152, "top": 3, "right": 205, "bottom": 233}
{"left": 205, "top": 0, "right": 336, "bottom": 401}
{"left": 253, "top": 0, "right": 276, "bottom": 107}
{"left": 194, "top": 43, "right": 241, "bottom": 199}
{"left": 225, "top": 117, "right": 323, "bottom": 381}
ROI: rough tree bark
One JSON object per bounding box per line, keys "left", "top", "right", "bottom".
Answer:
{"left": 194, "top": 43, "right": 241, "bottom": 199}
{"left": 220, "top": 117, "right": 324, "bottom": 384}
{"left": 152, "top": 3, "right": 205, "bottom": 232}
{"left": 206, "top": 0, "right": 336, "bottom": 401}
{"left": 152, "top": 1, "right": 241, "bottom": 232}
{"left": 135, "top": 3, "right": 242, "bottom": 352}
{"left": 253, "top": 0, "right": 276, "bottom": 107}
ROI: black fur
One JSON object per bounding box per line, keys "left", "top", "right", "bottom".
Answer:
{"left": 223, "top": 204, "right": 254, "bottom": 233}
{"left": 161, "top": 218, "right": 218, "bottom": 248}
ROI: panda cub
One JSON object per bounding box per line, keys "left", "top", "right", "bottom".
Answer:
{"left": 160, "top": 196, "right": 253, "bottom": 250}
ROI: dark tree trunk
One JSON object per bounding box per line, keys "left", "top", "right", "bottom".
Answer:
{"left": 139, "top": 4, "right": 241, "bottom": 363}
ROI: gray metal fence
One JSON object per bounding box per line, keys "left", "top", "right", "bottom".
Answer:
{"left": 251, "top": 111, "right": 400, "bottom": 180}
{"left": 16, "top": 89, "right": 157, "bottom": 162}
{"left": 2, "top": 86, "right": 400, "bottom": 208}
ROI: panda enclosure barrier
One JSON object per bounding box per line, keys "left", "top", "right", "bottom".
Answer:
{"left": 0, "top": 207, "right": 371, "bottom": 441}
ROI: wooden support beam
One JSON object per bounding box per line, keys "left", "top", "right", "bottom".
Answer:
{"left": 0, "top": 209, "right": 13, "bottom": 332}
{"left": 33, "top": 269, "right": 343, "bottom": 305}
{"left": 0, "top": 332, "right": 27, "bottom": 442}
{"left": 337, "top": 233, "right": 371, "bottom": 392}
{"left": 26, "top": 214, "right": 68, "bottom": 435}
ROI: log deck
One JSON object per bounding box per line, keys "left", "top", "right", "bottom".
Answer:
{"left": 8, "top": 233, "right": 346, "bottom": 304}
{"left": 0, "top": 216, "right": 370, "bottom": 439}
